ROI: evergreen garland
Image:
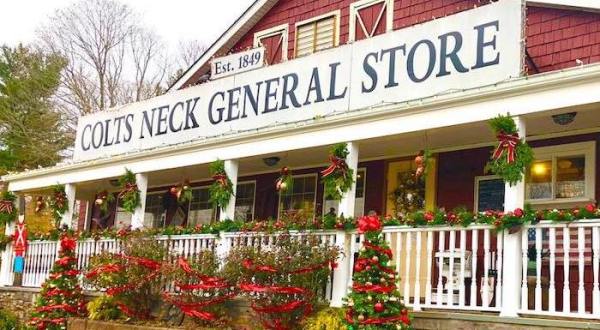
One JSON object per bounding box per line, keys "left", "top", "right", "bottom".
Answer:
{"left": 118, "top": 169, "right": 141, "bottom": 214}
{"left": 485, "top": 114, "right": 534, "bottom": 186}
{"left": 29, "top": 233, "right": 86, "bottom": 329}
{"left": 49, "top": 185, "right": 68, "bottom": 228}
{"left": 0, "top": 191, "right": 17, "bottom": 227}
{"left": 322, "top": 143, "right": 355, "bottom": 201}
{"left": 209, "top": 160, "right": 234, "bottom": 210}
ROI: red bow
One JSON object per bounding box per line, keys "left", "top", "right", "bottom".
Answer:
{"left": 320, "top": 156, "right": 347, "bottom": 178}
{"left": 60, "top": 236, "right": 77, "bottom": 251}
{"left": 212, "top": 173, "right": 228, "bottom": 187}
{"left": 492, "top": 132, "right": 520, "bottom": 164}
{"left": 118, "top": 182, "right": 138, "bottom": 198}
{"left": 357, "top": 215, "right": 382, "bottom": 233}
{"left": 0, "top": 200, "right": 13, "bottom": 214}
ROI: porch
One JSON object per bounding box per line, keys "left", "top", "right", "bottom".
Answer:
{"left": 3, "top": 65, "right": 600, "bottom": 325}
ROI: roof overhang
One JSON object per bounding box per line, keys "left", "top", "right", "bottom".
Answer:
{"left": 167, "top": 0, "right": 279, "bottom": 91}
{"left": 528, "top": 0, "right": 600, "bottom": 13}
{"left": 7, "top": 63, "right": 600, "bottom": 191}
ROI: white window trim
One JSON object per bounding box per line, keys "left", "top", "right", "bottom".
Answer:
{"left": 253, "top": 23, "right": 289, "bottom": 62}
{"left": 277, "top": 173, "right": 318, "bottom": 217}
{"left": 322, "top": 167, "right": 367, "bottom": 215}
{"left": 235, "top": 180, "right": 257, "bottom": 220}
{"left": 349, "top": 0, "right": 394, "bottom": 42}
{"left": 526, "top": 141, "right": 596, "bottom": 206}
{"left": 294, "top": 10, "right": 341, "bottom": 57}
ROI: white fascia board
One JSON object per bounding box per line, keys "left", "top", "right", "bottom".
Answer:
{"left": 527, "top": 0, "right": 600, "bottom": 12}
{"left": 168, "top": 0, "right": 276, "bottom": 92}
{"left": 7, "top": 63, "right": 600, "bottom": 191}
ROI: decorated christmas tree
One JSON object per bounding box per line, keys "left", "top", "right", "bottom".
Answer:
{"left": 344, "top": 215, "right": 412, "bottom": 330}
{"left": 29, "top": 233, "right": 86, "bottom": 330}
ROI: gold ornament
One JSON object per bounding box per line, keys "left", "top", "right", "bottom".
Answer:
{"left": 358, "top": 314, "right": 365, "bottom": 321}
{"left": 372, "top": 256, "right": 379, "bottom": 262}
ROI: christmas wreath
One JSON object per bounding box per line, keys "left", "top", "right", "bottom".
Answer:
{"left": 118, "top": 169, "right": 141, "bottom": 214}
{"left": 276, "top": 167, "right": 294, "bottom": 194}
{"left": 95, "top": 190, "right": 115, "bottom": 215}
{"left": 0, "top": 191, "right": 17, "bottom": 226}
{"left": 49, "top": 185, "right": 68, "bottom": 227}
{"left": 485, "top": 114, "right": 534, "bottom": 186}
{"left": 209, "top": 160, "right": 234, "bottom": 209}
{"left": 170, "top": 180, "right": 192, "bottom": 204}
{"left": 322, "top": 143, "right": 354, "bottom": 201}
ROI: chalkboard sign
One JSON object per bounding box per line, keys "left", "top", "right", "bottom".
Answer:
{"left": 475, "top": 176, "right": 505, "bottom": 212}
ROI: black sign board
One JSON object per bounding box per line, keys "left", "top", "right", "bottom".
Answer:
{"left": 476, "top": 176, "right": 505, "bottom": 212}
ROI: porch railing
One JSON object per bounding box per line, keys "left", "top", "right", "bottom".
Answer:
{"left": 1, "top": 221, "right": 600, "bottom": 320}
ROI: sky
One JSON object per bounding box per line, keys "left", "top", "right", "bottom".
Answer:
{"left": 0, "top": 0, "right": 255, "bottom": 50}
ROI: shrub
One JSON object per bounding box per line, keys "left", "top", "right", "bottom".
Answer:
{"left": 222, "top": 233, "right": 339, "bottom": 330}
{"left": 0, "top": 309, "right": 20, "bottom": 330}
{"left": 85, "top": 232, "right": 167, "bottom": 319}
{"left": 301, "top": 306, "right": 345, "bottom": 330}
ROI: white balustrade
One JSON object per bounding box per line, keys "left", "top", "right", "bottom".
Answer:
{"left": 520, "top": 220, "right": 600, "bottom": 319}
{"left": 1, "top": 220, "right": 600, "bottom": 321}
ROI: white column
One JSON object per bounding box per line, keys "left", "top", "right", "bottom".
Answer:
{"left": 131, "top": 173, "right": 148, "bottom": 229}
{"left": 500, "top": 116, "right": 526, "bottom": 318}
{"left": 219, "top": 159, "right": 239, "bottom": 221}
{"left": 337, "top": 142, "right": 359, "bottom": 218}
{"left": 330, "top": 230, "right": 351, "bottom": 307}
{"left": 61, "top": 183, "right": 76, "bottom": 228}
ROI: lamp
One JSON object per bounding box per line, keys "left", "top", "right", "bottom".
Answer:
{"left": 552, "top": 112, "right": 577, "bottom": 126}
{"left": 262, "top": 156, "right": 281, "bottom": 167}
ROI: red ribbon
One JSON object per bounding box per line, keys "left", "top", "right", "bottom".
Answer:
{"left": 320, "top": 155, "right": 347, "bottom": 178}
{"left": 351, "top": 283, "right": 396, "bottom": 293}
{"left": 0, "top": 200, "right": 13, "bottom": 214}
{"left": 212, "top": 173, "right": 228, "bottom": 187}
{"left": 118, "top": 182, "right": 139, "bottom": 198}
{"left": 363, "top": 241, "right": 392, "bottom": 258}
{"left": 242, "top": 258, "right": 334, "bottom": 274}
{"left": 239, "top": 283, "right": 308, "bottom": 295}
{"left": 492, "top": 132, "right": 520, "bottom": 164}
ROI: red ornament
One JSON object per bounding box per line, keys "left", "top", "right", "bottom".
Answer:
{"left": 585, "top": 204, "right": 596, "bottom": 213}
{"left": 424, "top": 211, "right": 434, "bottom": 223}
{"left": 514, "top": 208, "right": 524, "bottom": 217}
{"left": 374, "top": 302, "right": 385, "bottom": 313}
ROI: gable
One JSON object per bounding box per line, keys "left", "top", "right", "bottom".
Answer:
{"left": 170, "top": 0, "right": 600, "bottom": 91}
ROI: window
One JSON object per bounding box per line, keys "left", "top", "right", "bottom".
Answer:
{"left": 254, "top": 24, "right": 288, "bottom": 65}
{"left": 525, "top": 142, "right": 595, "bottom": 205}
{"left": 188, "top": 186, "right": 215, "bottom": 226}
{"left": 295, "top": 11, "right": 340, "bottom": 58}
{"left": 279, "top": 174, "right": 317, "bottom": 218}
{"left": 144, "top": 192, "right": 165, "bottom": 228}
{"left": 323, "top": 169, "right": 366, "bottom": 216}
{"left": 235, "top": 181, "right": 256, "bottom": 221}
{"left": 349, "top": 0, "right": 393, "bottom": 42}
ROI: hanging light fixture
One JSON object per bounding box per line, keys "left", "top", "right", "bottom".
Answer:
{"left": 552, "top": 112, "right": 577, "bottom": 126}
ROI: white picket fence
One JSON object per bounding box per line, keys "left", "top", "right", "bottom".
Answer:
{"left": 2, "top": 221, "right": 600, "bottom": 320}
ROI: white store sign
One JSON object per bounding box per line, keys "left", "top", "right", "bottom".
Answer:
{"left": 211, "top": 47, "right": 265, "bottom": 80}
{"left": 74, "top": 1, "right": 523, "bottom": 162}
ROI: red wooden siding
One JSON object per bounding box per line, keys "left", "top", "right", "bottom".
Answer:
{"left": 178, "top": 0, "right": 600, "bottom": 90}
{"left": 436, "top": 133, "right": 600, "bottom": 212}
{"left": 527, "top": 6, "right": 600, "bottom": 73}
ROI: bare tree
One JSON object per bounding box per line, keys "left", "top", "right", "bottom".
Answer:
{"left": 165, "top": 40, "right": 207, "bottom": 88}
{"left": 37, "top": 0, "right": 170, "bottom": 122}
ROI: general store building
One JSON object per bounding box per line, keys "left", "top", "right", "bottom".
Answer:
{"left": 3, "top": 0, "right": 600, "bottom": 325}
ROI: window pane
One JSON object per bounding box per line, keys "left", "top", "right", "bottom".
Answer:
{"left": 144, "top": 193, "right": 165, "bottom": 228}
{"left": 235, "top": 182, "right": 255, "bottom": 221}
{"left": 555, "top": 156, "right": 585, "bottom": 199}
{"left": 526, "top": 160, "right": 552, "bottom": 200}
{"left": 280, "top": 176, "right": 316, "bottom": 218}
{"left": 189, "top": 187, "right": 214, "bottom": 226}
